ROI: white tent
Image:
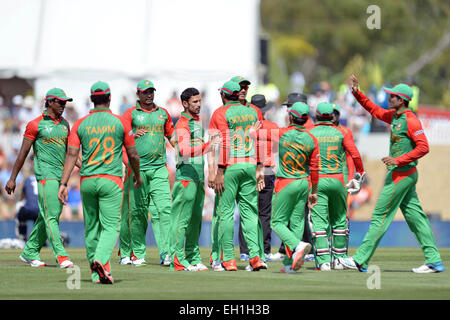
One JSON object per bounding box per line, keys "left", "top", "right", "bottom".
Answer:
{"left": 0, "top": 0, "right": 261, "bottom": 114}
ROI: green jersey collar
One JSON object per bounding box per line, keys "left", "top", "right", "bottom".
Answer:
{"left": 289, "top": 123, "right": 306, "bottom": 130}
{"left": 136, "top": 101, "right": 158, "bottom": 113}
{"left": 394, "top": 108, "right": 411, "bottom": 118}
{"left": 224, "top": 101, "right": 241, "bottom": 108}
{"left": 89, "top": 107, "right": 111, "bottom": 113}
{"left": 180, "top": 112, "right": 199, "bottom": 121}
{"left": 42, "top": 109, "right": 63, "bottom": 123}
{"left": 315, "top": 120, "right": 334, "bottom": 126}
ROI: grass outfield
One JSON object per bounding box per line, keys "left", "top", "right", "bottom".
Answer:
{"left": 0, "top": 247, "right": 449, "bottom": 300}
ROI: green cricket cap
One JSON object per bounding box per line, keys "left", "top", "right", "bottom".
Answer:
{"left": 220, "top": 80, "right": 241, "bottom": 95}
{"left": 137, "top": 79, "right": 156, "bottom": 91}
{"left": 45, "top": 88, "right": 73, "bottom": 101}
{"left": 316, "top": 102, "right": 334, "bottom": 117}
{"left": 230, "top": 76, "right": 251, "bottom": 86}
{"left": 383, "top": 83, "right": 413, "bottom": 101}
{"left": 288, "top": 102, "right": 309, "bottom": 118}
{"left": 90, "top": 81, "right": 111, "bottom": 95}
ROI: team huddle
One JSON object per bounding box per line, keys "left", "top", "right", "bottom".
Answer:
{"left": 4, "top": 74, "right": 445, "bottom": 285}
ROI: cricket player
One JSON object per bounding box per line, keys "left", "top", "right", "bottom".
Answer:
{"left": 118, "top": 147, "right": 135, "bottom": 265}
{"left": 122, "top": 80, "right": 176, "bottom": 266}
{"left": 238, "top": 94, "right": 281, "bottom": 262}
{"left": 58, "top": 81, "right": 142, "bottom": 284}
{"left": 330, "top": 103, "right": 356, "bottom": 262}
{"left": 5, "top": 88, "right": 75, "bottom": 268}
{"left": 339, "top": 75, "right": 445, "bottom": 273}
{"left": 208, "top": 80, "right": 265, "bottom": 272}
{"left": 169, "top": 87, "right": 220, "bottom": 271}
{"left": 270, "top": 102, "right": 319, "bottom": 274}
{"left": 309, "top": 102, "right": 365, "bottom": 271}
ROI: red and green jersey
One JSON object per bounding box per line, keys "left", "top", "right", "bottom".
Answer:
{"left": 269, "top": 124, "right": 320, "bottom": 182}
{"left": 68, "top": 108, "right": 135, "bottom": 178}
{"left": 23, "top": 110, "right": 70, "bottom": 181}
{"left": 353, "top": 90, "right": 429, "bottom": 172}
{"left": 337, "top": 124, "right": 356, "bottom": 181}
{"left": 174, "top": 112, "right": 210, "bottom": 182}
{"left": 256, "top": 119, "right": 279, "bottom": 167}
{"left": 208, "top": 101, "right": 263, "bottom": 167}
{"left": 309, "top": 121, "right": 364, "bottom": 176}
{"left": 122, "top": 102, "right": 174, "bottom": 170}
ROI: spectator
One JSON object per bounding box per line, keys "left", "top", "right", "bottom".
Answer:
{"left": 64, "top": 102, "right": 79, "bottom": 126}
{"left": 15, "top": 159, "right": 39, "bottom": 241}
{"left": 308, "top": 84, "right": 328, "bottom": 117}
{"left": 0, "top": 96, "right": 12, "bottom": 133}
{"left": 166, "top": 90, "right": 183, "bottom": 125}
{"left": 119, "top": 95, "right": 131, "bottom": 115}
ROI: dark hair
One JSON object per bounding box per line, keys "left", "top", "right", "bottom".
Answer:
{"left": 45, "top": 100, "right": 50, "bottom": 109}
{"left": 223, "top": 92, "right": 240, "bottom": 101}
{"left": 316, "top": 114, "right": 333, "bottom": 122}
{"left": 180, "top": 87, "right": 200, "bottom": 103}
{"left": 90, "top": 91, "right": 110, "bottom": 105}
{"left": 292, "top": 116, "right": 307, "bottom": 126}
{"left": 403, "top": 98, "right": 409, "bottom": 107}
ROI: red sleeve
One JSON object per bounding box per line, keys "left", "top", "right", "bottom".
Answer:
{"left": 209, "top": 107, "right": 230, "bottom": 166}
{"left": 67, "top": 119, "right": 81, "bottom": 149}
{"left": 176, "top": 119, "right": 211, "bottom": 158}
{"left": 353, "top": 90, "right": 395, "bottom": 124}
{"left": 122, "top": 107, "right": 133, "bottom": 126}
{"left": 162, "top": 108, "right": 175, "bottom": 137}
{"left": 307, "top": 133, "right": 320, "bottom": 185}
{"left": 23, "top": 116, "right": 42, "bottom": 141}
{"left": 340, "top": 128, "right": 364, "bottom": 175}
{"left": 250, "top": 103, "right": 264, "bottom": 163}
{"left": 120, "top": 116, "right": 136, "bottom": 149}
{"left": 344, "top": 128, "right": 355, "bottom": 181}
{"left": 395, "top": 112, "right": 429, "bottom": 167}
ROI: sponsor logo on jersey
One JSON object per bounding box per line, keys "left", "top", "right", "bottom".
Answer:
{"left": 414, "top": 130, "right": 424, "bottom": 136}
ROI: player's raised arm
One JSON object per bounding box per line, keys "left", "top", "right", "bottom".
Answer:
{"left": 350, "top": 75, "right": 395, "bottom": 124}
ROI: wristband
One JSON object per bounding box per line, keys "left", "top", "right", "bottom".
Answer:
{"left": 61, "top": 183, "right": 67, "bottom": 187}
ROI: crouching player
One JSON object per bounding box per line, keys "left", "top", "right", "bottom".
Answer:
{"left": 269, "top": 102, "right": 319, "bottom": 274}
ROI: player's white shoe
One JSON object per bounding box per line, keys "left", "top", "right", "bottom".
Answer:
{"left": 280, "top": 265, "right": 296, "bottom": 274}
{"left": 291, "top": 241, "right": 311, "bottom": 271}
{"left": 245, "top": 263, "right": 267, "bottom": 271}
{"left": 337, "top": 257, "right": 357, "bottom": 269}
{"left": 333, "top": 259, "right": 344, "bottom": 270}
{"left": 265, "top": 252, "right": 284, "bottom": 262}
{"left": 184, "top": 265, "right": 197, "bottom": 271}
{"left": 319, "top": 262, "right": 331, "bottom": 271}
{"left": 59, "top": 260, "right": 74, "bottom": 269}
{"left": 194, "top": 263, "right": 208, "bottom": 271}
{"left": 163, "top": 255, "right": 171, "bottom": 266}
{"left": 412, "top": 262, "right": 446, "bottom": 273}
{"left": 19, "top": 255, "right": 46, "bottom": 267}
{"left": 338, "top": 257, "right": 367, "bottom": 272}
{"left": 132, "top": 258, "right": 147, "bottom": 266}
{"left": 119, "top": 257, "right": 132, "bottom": 265}
{"left": 212, "top": 260, "right": 224, "bottom": 271}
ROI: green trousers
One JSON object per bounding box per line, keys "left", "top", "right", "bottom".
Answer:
{"left": 169, "top": 181, "right": 205, "bottom": 270}
{"left": 21, "top": 179, "right": 69, "bottom": 264}
{"left": 119, "top": 173, "right": 133, "bottom": 258}
{"left": 81, "top": 177, "right": 122, "bottom": 282}
{"left": 131, "top": 165, "right": 172, "bottom": 260}
{"left": 210, "top": 195, "right": 222, "bottom": 262}
{"left": 310, "top": 177, "right": 348, "bottom": 266}
{"left": 271, "top": 178, "right": 309, "bottom": 266}
{"left": 215, "top": 163, "right": 264, "bottom": 262}
{"left": 354, "top": 169, "right": 441, "bottom": 268}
